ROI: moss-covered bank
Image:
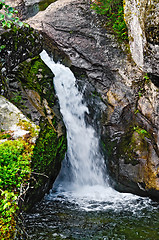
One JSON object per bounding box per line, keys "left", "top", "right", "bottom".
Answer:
{"left": 0, "top": 25, "right": 67, "bottom": 238}
{"left": 3, "top": 54, "right": 67, "bottom": 210}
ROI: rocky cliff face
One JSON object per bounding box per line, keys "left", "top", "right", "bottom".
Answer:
{"left": 124, "top": 0, "right": 159, "bottom": 79}
{"left": 27, "top": 0, "right": 159, "bottom": 199}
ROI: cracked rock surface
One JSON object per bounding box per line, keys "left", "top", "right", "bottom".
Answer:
{"left": 27, "top": 0, "right": 159, "bottom": 199}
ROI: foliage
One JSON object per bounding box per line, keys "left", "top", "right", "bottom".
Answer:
{"left": 0, "top": 138, "right": 34, "bottom": 239}
{"left": 133, "top": 126, "right": 151, "bottom": 139}
{"left": 0, "top": 130, "right": 11, "bottom": 140}
{"left": 32, "top": 119, "right": 66, "bottom": 175}
{"left": 0, "top": 0, "right": 29, "bottom": 53}
{"left": 0, "top": 0, "right": 24, "bottom": 29}
{"left": 0, "top": 190, "right": 17, "bottom": 240}
{"left": 91, "top": 0, "right": 128, "bottom": 41}
{"left": 18, "top": 119, "right": 40, "bottom": 138}
{"left": 0, "top": 44, "right": 5, "bottom": 52}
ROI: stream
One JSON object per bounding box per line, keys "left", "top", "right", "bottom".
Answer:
{"left": 24, "top": 51, "right": 159, "bottom": 240}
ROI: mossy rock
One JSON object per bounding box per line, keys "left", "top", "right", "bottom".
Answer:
{"left": 23, "top": 118, "right": 67, "bottom": 211}
{"left": 117, "top": 127, "right": 150, "bottom": 166}
{"left": 0, "top": 26, "right": 43, "bottom": 73}
{"left": 1, "top": 54, "right": 67, "bottom": 210}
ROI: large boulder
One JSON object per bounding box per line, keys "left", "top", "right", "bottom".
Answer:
{"left": 27, "top": 0, "right": 159, "bottom": 199}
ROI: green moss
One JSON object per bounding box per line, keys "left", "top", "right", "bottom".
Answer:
{"left": 17, "top": 119, "right": 39, "bottom": 138}
{"left": 0, "top": 138, "right": 34, "bottom": 239}
{"left": 31, "top": 118, "right": 67, "bottom": 188}
{"left": 17, "top": 55, "right": 55, "bottom": 108}
{"left": 0, "top": 131, "right": 11, "bottom": 139}
{"left": 32, "top": 119, "right": 66, "bottom": 173}
{"left": 118, "top": 126, "right": 151, "bottom": 166}
{"left": 102, "top": 138, "right": 116, "bottom": 159}
{"left": 91, "top": 0, "right": 128, "bottom": 42}
{"left": 38, "top": 0, "right": 57, "bottom": 11}
{"left": 133, "top": 126, "right": 151, "bottom": 139}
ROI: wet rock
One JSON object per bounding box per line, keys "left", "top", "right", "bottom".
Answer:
{"left": 27, "top": 0, "right": 159, "bottom": 199}
{"left": 0, "top": 26, "right": 43, "bottom": 74}
{"left": 0, "top": 25, "right": 67, "bottom": 209}
{"left": 2, "top": 55, "right": 67, "bottom": 210}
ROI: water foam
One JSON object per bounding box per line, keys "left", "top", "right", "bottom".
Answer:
{"left": 40, "top": 50, "right": 153, "bottom": 213}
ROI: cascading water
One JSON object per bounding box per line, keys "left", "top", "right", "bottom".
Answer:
{"left": 40, "top": 50, "right": 149, "bottom": 211}
{"left": 24, "top": 50, "right": 159, "bottom": 240}
{"left": 41, "top": 50, "right": 106, "bottom": 187}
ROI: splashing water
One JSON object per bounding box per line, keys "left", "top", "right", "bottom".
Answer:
{"left": 40, "top": 50, "right": 153, "bottom": 213}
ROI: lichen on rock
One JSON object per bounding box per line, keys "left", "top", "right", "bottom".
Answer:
{"left": 124, "top": 0, "right": 159, "bottom": 77}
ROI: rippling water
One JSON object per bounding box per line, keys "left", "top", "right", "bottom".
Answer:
{"left": 24, "top": 192, "right": 159, "bottom": 240}
{"left": 24, "top": 51, "right": 159, "bottom": 239}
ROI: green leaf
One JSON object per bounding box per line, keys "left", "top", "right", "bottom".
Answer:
{"left": 6, "top": 22, "right": 11, "bottom": 28}
{"left": 6, "top": 12, "right": 12, "bottom": 18}
{"left": 0, "top": 45, "right": 6, "bottom": 51}
{"left": 0, "top": 3, "right": 3, "bottom": 10}
{"left": 24, "top": 23, "right": 29, "bottom": 28}
{"left": 5, "top": 4, "right": 9, "bottom": 9}
{"left": 8, "top": 7, "right": 14, "bottom": 13}
{"left": 14, "top": 16, "right": 19, "bottom": 22}
{"left": 0, "top": 13, "right": 5, "bottom": 20}
{"left": 17, "top": 21, "right": 23, "bottom": 27}
{"left": 2, "top": 19, "right": 6, "bottom": 27}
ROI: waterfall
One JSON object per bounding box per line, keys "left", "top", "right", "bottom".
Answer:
{"left": 40, "top": 50, "right": 107, "bottom": 187}
{"left": 40, "top": 50, "right": 144, "bottom": 211}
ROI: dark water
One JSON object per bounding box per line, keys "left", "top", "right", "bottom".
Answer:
{"left": 23, "top": 50, "right": 159, "bottom": 240}
{"left": 24, "top": 195, "right": 159, "bottom": 240}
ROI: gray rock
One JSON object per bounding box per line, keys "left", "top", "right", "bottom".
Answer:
{"left": 27, "top": 0, "right": 159, "bottom": 199}
{"left": 0, "top": 95, "right": 39, "bottom": 141}
{"left": 124, "top": 0, "right": 159, "bottom": 77}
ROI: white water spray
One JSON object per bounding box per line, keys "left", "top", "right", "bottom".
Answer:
{"left": 40, "top": 50, "right": 150, "bottom": 212}
{"left": 40, "top": 50, "right": 106, "bottom": 187}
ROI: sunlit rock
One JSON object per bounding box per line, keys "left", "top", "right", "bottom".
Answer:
{"left": 124, "top": 0, "right": 159, "bottom": 77}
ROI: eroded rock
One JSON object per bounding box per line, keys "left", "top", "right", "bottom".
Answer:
{"left": 124, "top": 0, "right": 159, "bottom": 78}
{"left": 27, "top": 0, "right": 159, "bottom": 199}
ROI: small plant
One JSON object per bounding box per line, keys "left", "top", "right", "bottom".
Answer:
{"left": 138, "top": 91, "right": 142, "bottom": 97}
{"left": 10, "top": 92, "right": 22, "bottom": 104}
{"left": 0, "top": 44, "right": 5, "bottom": 52}
{"left": 134, "top": 109, "right": 139, "bottom": 114}
{"left": 144, "top": 73, "right": 149, "bottom": 81}
{"left": 0, "top": 0, "right": 23, "bottom": 28}
{"left": 91, "top": 0, "right": 128, "bottom": 41}
{"left": 0, "top": 190, "right": 17, "bottom": 239}
{"left": 133, "top": 126, "right": 151, "bottom": 139}
{"left": 0, "top": 0, "right": 29, "bottom": 53}
{"left": 0, "top": 132, "right": 12, "bottom": 139}
{"left": 0, "top": 138, "right": 34, "bottom": 238}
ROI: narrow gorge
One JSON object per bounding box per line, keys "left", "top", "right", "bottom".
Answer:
{"left": 0, "top": 0, "right": 159, "bottom": 239}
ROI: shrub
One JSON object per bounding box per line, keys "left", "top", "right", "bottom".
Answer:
{"left": 0, "top": 139, "right": 34, "bottom": 239}
{"left": 91, "top": 0, "right": 128, "bottom": 41}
